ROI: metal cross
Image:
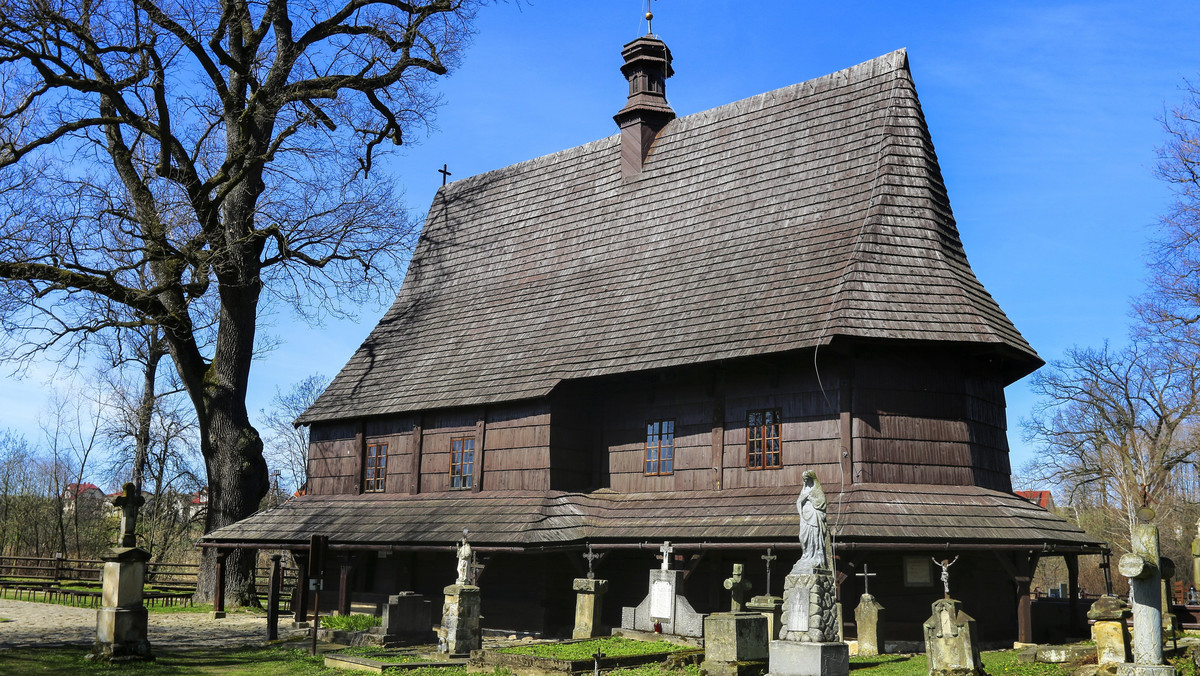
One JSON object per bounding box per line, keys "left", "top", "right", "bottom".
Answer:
{"left": 762, "top": 548, "right": 777, "bottom": 593}
{"left": 855, "top": 563, "right": 877, "bottom": 596}
{"left": 592, "top": 651, "right": 605, "bottom": 676}
{"left": 583, "top": 543, "right": 602, "bottom": 580}
{"left": 439, "top": 163, "right": 452, "bottom": 186}
{"left": 659, "top": 541, "right": 673, "bottom": 571}
{"left": 645, "top": 0, "right": 654, "bottom": 35}
{"left": 932, "top": 556, "right": 959, "bottom": 599}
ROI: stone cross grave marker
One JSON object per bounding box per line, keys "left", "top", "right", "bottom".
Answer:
{"left": 855, "top": 563, "right": 877, "bottom": 595}
{"left": 723, "top": 563, "right": 753, "bottom": 612}
{"left": 933, "top": 556, "right": 959, "bottom": 599}
{"left": 113, "top": 483, "right": 144, "bottom": 548}
{"left": 1116, "top": 508, "right": 1175, "bottom": 676}
{"left": 762, "top": 548, "right": 777, "bottom": 593}
{"left": 659, "top": 541, "right": 673, "bottom": 571}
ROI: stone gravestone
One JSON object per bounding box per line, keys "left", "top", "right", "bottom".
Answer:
{"left": 620, "top": 541, "right": 705, "bottom": 639}
{"left": 88, "top": 483, "right": 153, "bottom": 662}
{"left": 1087, "top": 594, "right": 1132, "bottom": 674}
{"left": 769, "top": 471, "right": 849, "bottom": 676}
{"left": 370, "top": 592, "right": 435, "bottom": 647}
{"left": 1159, "top": 557, "right": 1178, "bottom": 641}
{"left": 439, "top": 535, "right": 481, "bottom": 656}
{"left": 922, "top": 557, "right": 983, "bottom": 676}
{"left": 853, "top": 564, "right": 886, "bottom": 657}
{"left": 573, "top": 545, "right": 609, "bottom": 639}
{"left": 702, "top": 563, "right": 769, "bottom": 676}
{"left": 1116, "top": 511, "right": 1177, "bottom": 676}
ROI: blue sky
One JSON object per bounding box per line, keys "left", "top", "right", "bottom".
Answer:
{"left": 2, "top": 1, "right": 1198, "bottom": 482}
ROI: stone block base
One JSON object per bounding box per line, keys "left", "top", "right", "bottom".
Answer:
{"left": 706, "top": 612, "right": 769, "bottom": 663}
{"left": 768, "top": 640, "right": 848, "bottom": 676}
{"left": 702, "top": 659, "right": 769, "bottom": 676}
{"left": 1116, "top": 665, "right": 1177, "bottom": 676}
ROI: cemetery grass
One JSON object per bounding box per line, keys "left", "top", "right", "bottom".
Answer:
{"left": 847, "top": 651, "right": 1070, "bottom": 676}
{"left": 0, "top": 644, "right": 344, "bottom": 674}
{"left": 319, "top": 612, "right": 381, "bottom": 631}
{"left": 497, "top": 637, "right": 692, "bottom": 659}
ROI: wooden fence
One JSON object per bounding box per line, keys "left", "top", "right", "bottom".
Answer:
{"left": 0, "top": 553, "right": 296, "bottom": 610}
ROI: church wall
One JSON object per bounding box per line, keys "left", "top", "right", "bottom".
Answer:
{"left": 308, "top": 422, "right": 360, "bottom": 495}
{"left": 367, "top": 417, "right": 415, "bottom": 494}
{"left": 850, "top": 348, "right": 1013, "bottom": 490}
{"left": 482, "top": 402, "right": 552, "bottom": 491}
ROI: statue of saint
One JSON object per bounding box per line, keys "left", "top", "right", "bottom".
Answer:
{"left": 794, "top": 470, "right": 828, "bottom": 574}
{"left": 456, "top": 539, "right": 473, "bottom": 585}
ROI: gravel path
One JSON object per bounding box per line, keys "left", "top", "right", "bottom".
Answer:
{"left": 0, "top": 599, "right": 306, "bottom": 650}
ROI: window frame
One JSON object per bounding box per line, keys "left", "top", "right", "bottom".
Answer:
{"left": 450, "top": 436, "right": 476, "bottom": 489}
{"left": 644, "top": 419, "right": 676, "bottom": 476}
{"left": 746, "top": 408, "right": 783, "bottom": 470}
{"left": 364, "top": 441, "right": 388, "bottom": 493}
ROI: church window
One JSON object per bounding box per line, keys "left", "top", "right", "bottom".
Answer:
{"left": 450, "top": 437, "right": 475, "bottom": 489}
{"left": 644, "top": 420, "right": 675, "bottom": 476}
{"left": 746, "top": 409, "right": 782, "bottom": 469}
{"left": 364, "top": 442, "right": 387, "bottom": 492}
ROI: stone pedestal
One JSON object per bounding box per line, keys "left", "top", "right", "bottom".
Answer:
{"left": 702, "top": 612, "right": 769, "bottom": 676}
{"left": 620, "top": 569, "right": 704, "bottom": 638}
{"left": 369, "top": 592, "right": 435, "bottom": 647}
{"left": 439, "top": 584, "right": 480, "bottom": 656}
{"left": 922, "top": 598, "right": 982, "bottom": 676}
{"left": 853, "top": 594, "right": 886, "bottom": 657}
{"left": 1088, "top": 595, "right": 1132, "bottom": 670}
{"left": 747, "top": 595, "right": 783, "bottom": 642}
{"left": 89, "top": 546, "right": 153, "bottom": 662}
{"left": 768, "top": 640, "right": 849, "bottom": 676}
{"left": 572, "top": 578, "right": 608, "bottom": 639}
{"left": 769, "top": 570, "right": 847, "bottom": 676}
{"left": 779, "top": 571, "right": 838, "bottom": 642}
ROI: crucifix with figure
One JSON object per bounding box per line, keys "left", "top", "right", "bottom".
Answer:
{"left": 112, "top": 482, "right": 145, "bottom": 549}
{"left": 933, "top": 556, "right": 959, "bottom": 599}
{"left": 658, "top": 541, "right": 674, "bottom": 570}
{"left": 583, "top": 543, "right": 603, "bottom": 580}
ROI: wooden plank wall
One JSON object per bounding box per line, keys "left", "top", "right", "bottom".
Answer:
{"left": 484, "top": 401, "right": 552, "bottom": 491}
{"left": 851, "top": 349, "right": 1013, "bottom": 490}
{"left": 602, "top": 358, "right": 843, "bottom": 493}
{"left": 308, "top": 422, "right": 360, "bottom": 495}
{"left": 720, "top": 358, "right": 842, "bottom": 490}
{"left": 365, "top": 417, "right": 415, "bottom": 494}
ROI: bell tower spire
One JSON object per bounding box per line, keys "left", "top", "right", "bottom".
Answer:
{"left": 613, "top": 8, "right": 674, "bottom": 177}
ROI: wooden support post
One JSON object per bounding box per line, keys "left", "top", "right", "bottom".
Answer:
{"left": 839, "top": 359, "right": 855, "bottom": 483}
{"left": 1014, "top": 551, "right": 1038, "bottom": 644}
{"left": 338, "top": 555, "right": 353, "bottom": 616}
{"left": 213, "top": 550, "right": 229, "bottom": 619}
{"left": 292, "top": 550, "right": 310, "bottom": 622}
{"left": 410, "top": 417, "right": 424, "bottom": 495}
{"left": 1066, "top": 553, "right": 1080, "bottom": 636}
{"left": 473, "top": 412, "right": 487, "bottom": 493}
{"left": 267, "top": 554, "right": 282, "bottom": 641}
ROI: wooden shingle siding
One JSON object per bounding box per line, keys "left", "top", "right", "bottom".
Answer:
{"left": 299, "top": 49, "right": 1040, "bottom": 427}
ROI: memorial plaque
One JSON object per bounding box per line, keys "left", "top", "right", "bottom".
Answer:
{"left": 650, "top": 579, "right": 674, "bottom": 620}
{"left": 788, "top": 585, "right": 809, "bottom": 632}
{"left": 904, "top": 556, "right": 932, "bottom": 586}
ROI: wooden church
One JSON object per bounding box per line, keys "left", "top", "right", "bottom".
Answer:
{"left": 204, "top": 32, "right": 1104, "bottom": 642}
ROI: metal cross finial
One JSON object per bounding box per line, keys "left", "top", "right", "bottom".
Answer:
{"left": 439, "top": 163, "right": 452, "bottom": 186}
{"left": 583, "top": 543, "right": 602, "bottom": 580}
{"left": 932, "top": 556, "right": 959, "bottom": 599}
{"left": 762, "top": 548, "right": 777, "bottom": 594}
{"left": 659, "top": 541, "right": 673, "bottom": 571}
{"left": 645, "top": 0, "right": 654, "bottom": 35}
{"left": 855, "top": 563, "right": 878, "bottom": 596}
{"left": 112, "top": 482, "right": 145, "bottom": 548}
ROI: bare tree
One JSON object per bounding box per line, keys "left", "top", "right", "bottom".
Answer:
{"left": 0, "top": 0, "right": 479, "bottom": 603}
{"left": 1022, "top": 340, "right": 1200, "bottom": 546}
{"left": 1141, "top": 79, "right": 1200, "bottom": 335}
{"left": 261, "top": 373, "right": 327, "bottom": 496}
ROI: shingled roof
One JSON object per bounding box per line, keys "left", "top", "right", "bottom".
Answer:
{"left": 202, "top": 483, "right": 1103, "bottom": 552}
{"left": 300, "top": 48, "right": 1040, "bottom": 425}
